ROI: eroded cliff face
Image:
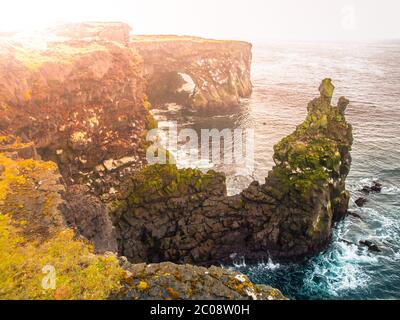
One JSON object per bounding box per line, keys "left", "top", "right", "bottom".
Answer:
{"left": 0, "top": 134, "right": 118, "bottom": 253}
{"left": 0, "top": 22, "right": 254, "bottom": 256}
{"left": 0, "top": 22, "right": 353, "bottom": 300}
{"left": 0, "top": 31, "right": 148, "bottom": 196}
{"left": 113, "top": 79, "right": 353, "bottom": 265}
{"left": 0, "top": 23, "right": 150, "bottom": 255}
{"left": 130, "top": 35, "right": 252, "bottom": 111}
{"left": 0, "top": 27, "right": 253, "bottom": 195}
{"left": 0, "top": 142, "right": 286, "bottom": 300}
{"left": 0, "top": 22, "right": 288, "bottom": 300}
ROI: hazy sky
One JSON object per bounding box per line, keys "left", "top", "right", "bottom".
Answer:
{"left": 1, "top": 0, "right": 400, "bottom": 42}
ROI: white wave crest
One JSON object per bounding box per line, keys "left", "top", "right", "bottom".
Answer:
{"left": 381, "top": 186, "right": 400, "bottom": 195}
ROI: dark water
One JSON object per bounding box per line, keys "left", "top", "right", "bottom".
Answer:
{"left": 152, "top": 40, "right": 400, "bottom": 300}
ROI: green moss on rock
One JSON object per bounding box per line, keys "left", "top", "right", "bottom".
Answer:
{"left": 271, "top": 80, "right": 351, "bottom": 198}
{"left": 121, "top": 164, "right": 225, "bottom": 206}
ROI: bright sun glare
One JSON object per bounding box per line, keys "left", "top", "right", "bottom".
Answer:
{"left": 1, "top": 0, "right": 400, "bottom": 41}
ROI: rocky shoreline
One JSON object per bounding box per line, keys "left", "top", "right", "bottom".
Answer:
{"left": 0, "top": 22, "right": 353, "bottom": 300}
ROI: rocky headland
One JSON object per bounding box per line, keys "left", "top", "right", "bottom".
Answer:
{"left": 131, "top": 35, "right": 252, "bottom": 111}
{"left": 0, "top": 22, "right": 353, "bottom": 300}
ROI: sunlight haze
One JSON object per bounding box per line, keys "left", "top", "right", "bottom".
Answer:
{"left": 1, "top": 0, "right": 399, "bottom": 42}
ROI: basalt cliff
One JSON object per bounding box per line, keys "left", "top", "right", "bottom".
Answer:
{"left": 131, "top": 35, "right": 252, "bottom": 111}
{"left": 0, "top": 22, "right": 352, "bottom": 300}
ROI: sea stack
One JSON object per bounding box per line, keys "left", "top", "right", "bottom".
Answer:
{"left": 113, "top": 79, "right": 353, "bottom": 264}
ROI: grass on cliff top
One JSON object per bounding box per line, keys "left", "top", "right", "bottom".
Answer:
{"left": 0, "top": 217, "right": 124, "bottom": 300}
{"left": 12, "top": 43, "right": 108, "bottom": 71}
{"left": 0, "top": 154, "right": 57, "bottom": 204}
{"left": 0, "top": 214, "right": 124, "bottom": 300}
{"left": 13, "top": 46, "right": 64, "bottom": 72}
{"left": 131, "top": 35, "right": 248, "bottom": 45}
{"left": 0, "top": 153, "right": 125, "bottom": 300}
{"left": 50, "top": 42, "right": 108, "bottom": 56}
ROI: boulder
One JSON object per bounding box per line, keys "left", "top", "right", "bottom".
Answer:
{"left": 114, "top": 261, "right": 287, "bottom": 300}
{"left": 360, "top": 181, "right": 382, "bottom": 194}
{"left": 347, "top": 210, "right": 362, "bottom": 219}
{"left": 359, "top": 240, "right": 381, "bottom": 253}
{"left": 355, "top": 197, "right": 368, "bottom": 207}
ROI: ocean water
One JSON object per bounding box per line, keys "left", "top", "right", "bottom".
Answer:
{"left": 152, "top": 40, "right": 400, "bottom": 300}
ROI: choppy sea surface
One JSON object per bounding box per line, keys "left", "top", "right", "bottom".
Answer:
{"left": 152, "top": 40, "right": 400, "bottom": 300}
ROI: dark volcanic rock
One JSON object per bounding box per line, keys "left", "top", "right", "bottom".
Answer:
{"left": 360, "top": 186, "right": 371, "bottom": 194}
{"left": 0, "top": 149, "right": 286, "bottom": 300}
{"left": 0, "top": 23, "right": 356, "bottom": 298}
{"left": 61, "top": 185, "right": 118, "bottom": 253}
{"left": 347, "top": 210, "right": 362, "bottom": 219}
{"left": 113, "top": 79, "right": 354, "bottom": 264}
{"left": 339, "top": 238, "right": 354, "bottom": 246}
{"left": 360, "top": 240, "right": 381, "bottom": 253}
{"left": 355, "top": 197, "right": 368, "bottom": 207}
{"left": 0, "top": 23, "right": 288, "bottom": 299}
{"left": 360, "top": 181, "right": 382, "bottom": 194}
{"left": 0, "top": 28, "right": 254, "bottom": 195}
{"left": 371, "top": 182, "right": 383, "bottom": 193}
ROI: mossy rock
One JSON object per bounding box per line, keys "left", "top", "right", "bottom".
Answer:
{"left": 270, "top": 80, "right": 351, "bottom": 199}
{"left": 121, "top": 164, "right": 225, "bottom": 207}
{"left": 0, "top": 153, "right": 125, "bottom": 299}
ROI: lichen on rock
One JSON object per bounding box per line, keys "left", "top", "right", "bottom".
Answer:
{"left": 0, "top": 151, "right": 125, "bottom": 300}
{"left": 114, "top": 261, "right": 287, "bottom": 300}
